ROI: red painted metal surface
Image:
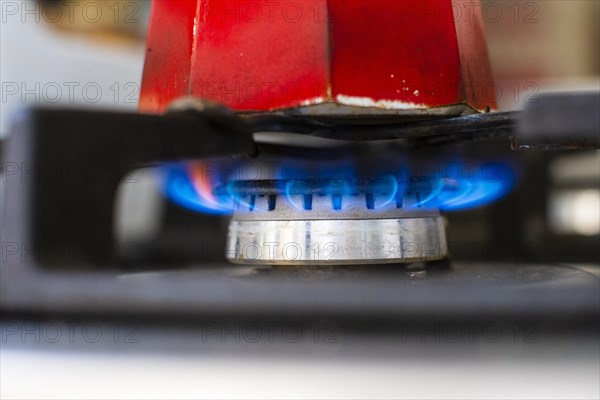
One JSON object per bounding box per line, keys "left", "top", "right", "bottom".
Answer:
{"left": 139, "top": 0, "right": 198, "bottom": 113}
{"left": 140, "top": 0, "right": 496, "bottom": 115}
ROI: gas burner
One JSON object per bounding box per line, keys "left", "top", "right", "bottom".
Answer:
{"left": 220, "top": 178, "right": 447, "bottom": 265}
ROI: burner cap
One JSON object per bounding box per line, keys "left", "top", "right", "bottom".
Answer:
{"left": 223, "top": 179, "right": 447, "bottom": 265}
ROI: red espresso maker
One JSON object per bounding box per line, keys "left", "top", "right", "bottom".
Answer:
{"left": 140, "top": 0, "right": 496, "bottom": 117}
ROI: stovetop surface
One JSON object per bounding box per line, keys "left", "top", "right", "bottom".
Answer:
{"left": 2, "top": 261, "right": 598, "bottom": 325}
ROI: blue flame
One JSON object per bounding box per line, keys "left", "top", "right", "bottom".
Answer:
{"left": 164, "top": 161, "right": 517, "bottom": 214}
{"left": 415, "top": 162, "right": 516, "bottom": 211}
{"left": 375, "top": 175, "right": 399, "bottom": 209}
{"left": 163, "top": 164, "right": 233, "bottom": 215}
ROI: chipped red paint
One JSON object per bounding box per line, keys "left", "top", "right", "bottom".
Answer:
{"left": 140, "top": 0, "right": 496, "bottom": 114}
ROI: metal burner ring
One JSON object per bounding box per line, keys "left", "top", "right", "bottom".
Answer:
{"left": 226, "top": 214, "right": 447, "bottom": 266}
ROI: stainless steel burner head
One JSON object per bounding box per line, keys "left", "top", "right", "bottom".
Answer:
{"left": 225, "top": 186, "right": 447, "bottom": 265}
